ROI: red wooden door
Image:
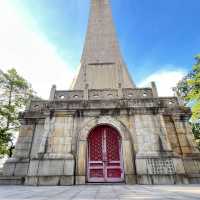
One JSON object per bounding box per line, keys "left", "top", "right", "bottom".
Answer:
{"left": 87, "top": 125, "right": 124, "bottom": 182}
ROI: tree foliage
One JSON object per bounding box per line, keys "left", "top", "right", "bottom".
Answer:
{"left": 0, "top": 68, "right": 34, "bottom": 157}
{"left": 175, "top": 55, "right": 200, "bottom": 148}
{"left": 192, "top": 123, "right": 200, "bottom": 149}
{"left": 176, "top": 55, "right": 200, "bottom": 120}
{"left": 187, "top": 55, "right": 200, "bottom": 120}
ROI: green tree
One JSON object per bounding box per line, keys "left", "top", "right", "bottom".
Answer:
{"left": 187, "top": 55, "right": 200, "bottom": 120}
{"left": 0, "top": 68, "right": 34, "bottom": 157}
{"left": 176, "top": 55, "right": 200, "bottom": 120}
{"left": 175, "top": 55, "right": 200, "bottom": 148}
{"left": 192, "top": 123, "right": 200, "bottom": 149}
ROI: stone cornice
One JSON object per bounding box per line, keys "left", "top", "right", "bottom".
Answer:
{"left": 19, "top": 96, "right": 191, "bottom": 120}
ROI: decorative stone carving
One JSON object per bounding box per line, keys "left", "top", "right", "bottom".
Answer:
{"left": 146, "top": 158, "right": 175, "bottom": 175}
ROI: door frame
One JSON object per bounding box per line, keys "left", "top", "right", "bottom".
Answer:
{"left": 86, "top": 124, "right": 125, "bottom": 183}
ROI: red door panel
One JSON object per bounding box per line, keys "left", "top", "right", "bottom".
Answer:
{"left": 106, "top": 128, "right": 122, "bottom": 181}
{"left": 88, "top": 126, "right": 104, "bottom": 182}
{"left": 88, "top": 125, "right": 124, "bottom": 182}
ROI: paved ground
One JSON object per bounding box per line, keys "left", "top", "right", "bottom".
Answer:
{"left": 0, "top": 185, "right": 200, "bottom": 200}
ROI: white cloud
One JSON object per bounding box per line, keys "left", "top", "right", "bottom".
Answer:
{"left": 0, "top": 0, "right": 75, "bottom": 99}
{"left": 0, "top": 0, "right": 188, "bottom": 100}
{"left": 139, "top": 68, "right": 187, "bottom": 96}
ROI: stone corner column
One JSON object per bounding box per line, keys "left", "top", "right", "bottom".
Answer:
{"left": 172, "top": 114, "right": 199, "bottom": 155}
{"left": 122, "top": 139, "right": 137, "bottom": 184}
{"left": 26, "top": 111, "right": 76, "bottom": 186}
{"left": 75, "top": 140, "right": 87, "bottom": 185}
{"left": 134, "top": 114, "right": 188, "bottom": 184}
{"left": 3, "top": 118, "right": 37, "bottom": 178}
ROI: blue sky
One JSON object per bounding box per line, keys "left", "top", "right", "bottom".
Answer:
{"left": 0, "top": 0, "right": 199, "bottom": 98}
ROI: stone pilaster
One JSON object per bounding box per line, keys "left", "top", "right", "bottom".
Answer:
{"left": 75, "top": 140, "right": 87, "bottom": 185}
{"left": 163, "top": 115, "right": 182, "bottom": 155}
{"left": 135, "top": 114, "right": 188, "bottom": 184}
{"left": 135, "top": 115, "right": 160, "bottom": 156}
{"left": 171, "top": 115, "right": 200, "bottom": 183}
{"left": 172, "top": 115, "right": 198, "bottom": 155}
{"left": 3, "top": 119, "right": 37, "bottom": 177}
{"left": 25, "top": 111, "right": 75, "bottom": 186}
{"left": 38, "top": 114, "right": 55, "bottom": 156}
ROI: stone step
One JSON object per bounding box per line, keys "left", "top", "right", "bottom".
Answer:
{"left": 0, "top": 176, "right": 24, "bottom": 185}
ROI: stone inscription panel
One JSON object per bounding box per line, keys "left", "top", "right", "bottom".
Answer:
{"left": 146, "top": 158, "right": 175, "bottom": 175}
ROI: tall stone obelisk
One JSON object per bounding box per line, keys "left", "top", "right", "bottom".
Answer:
{"left": 71, "top": 0, "right": 135, "bottom": 90}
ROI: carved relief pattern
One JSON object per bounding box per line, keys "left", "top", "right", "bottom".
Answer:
{"left": 147, "top": 158, "right": 176, "bottom": 175}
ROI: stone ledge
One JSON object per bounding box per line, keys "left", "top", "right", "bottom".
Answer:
{"left": 28, "top": 159, "right": 74, "bottom": 177}
{"left": 0, "top": 176, "right": 24, "bottom": 185}
{"left": 187, "top": 174, "right": 200, "bottom": 184}
{"left": 187, "top": 174, "right": 200, "bottom": 178}
{"left": 125, "top": 174, "right": 137, "bottom": 184}
{"left": 3, "top": 160, "right": 29, "bottom": 177}
{"left": 183, "top": 154, "right": 200, "bottom": 159}
{"left": 75, "top": 176, "right": 86, "bottom": 185}
{"left": 136, "top": 152, "right": 176, "bottom": 158}
{"left": 25, "top": 97, "right": 180, "bottom": 114}
{"left": 43, "top": 153, "right": 74, "bottom": 160}
{"left": 137, "top": 174, "right": 188, "bottom": 185}
{"left": 25, "top": 175, "right": 74, "bottom": 186}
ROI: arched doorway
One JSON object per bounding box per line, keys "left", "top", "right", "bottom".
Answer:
{"left": 87, "top": 125, "right": 124, "bottom": 183}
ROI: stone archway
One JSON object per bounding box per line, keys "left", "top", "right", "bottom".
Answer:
{"left": 75, "top": 116, "right": 136, "bottom": 185}
{"left": 87, "top": 124, "right": 124, "bottom": 183}
{"left": 79, "top": 116, "right": 129, "bottom": 140}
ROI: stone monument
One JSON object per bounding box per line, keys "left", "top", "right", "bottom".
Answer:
{"left": 1, "top": 0, "right": 200, "bottom": 185}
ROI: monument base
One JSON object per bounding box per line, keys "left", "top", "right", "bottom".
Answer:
{"left": 136, "top": 154, "right": 189, "bottom": 184}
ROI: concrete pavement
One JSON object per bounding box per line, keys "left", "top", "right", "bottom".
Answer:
{"left": 0, "top": 185, "right": 200, "bottom": 200}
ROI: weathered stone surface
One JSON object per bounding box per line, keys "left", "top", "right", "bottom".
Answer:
{"left": 25, "top": 176, "right": 38, "bottom": 186}
{"left": 30, "top": 123, "right": 44, "bottom": 158}
{"left": 172, "top": 158, "right": 186, "bottom": 174}
{"left": 38, "top": 160, "right": 64, "bottom": 176}
{"left": 135, "top": 159, "right": 147, "bottom": 174}
{"left": 3, "top": 162, "right": 15, "bottom": 176}
{"left": 137, "top": 175, "right": 180, "bottom": 185}
{"left": 38, "top": 176, "right": 60, "bottom": 186}
{"left": 75, "top": 176, "right": 86, "bottom": 185}
{"left": 76, "top": 141, "right": 86, "bottom": 176}
{"left": 125, "top": 174, "right": 137, "bottom": 184}
{"left": 188, "top": 174, "right": 200, "bottom": 184}
{"left": 26, "top": 158, "right": 75, "bottom": 179}
{"left": 60, "top": 176, "right": 74, "bottom": 185}
{"left": 27, "top": 160, "right": 39, "bottom": 176}
{"left": 122, "top": 140, "right": 135, "bottom": 175}
{"left": 14, "top": 162, "right": 29, "bottom": 176}
{"left": 0, "top": 176, "right": 23, "bottom": 185}
{"left": 183, "top": 158, "right": 200, "bottom": 174}
{"left": 63, "top": 160, "right": 74, "bottom": 176}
